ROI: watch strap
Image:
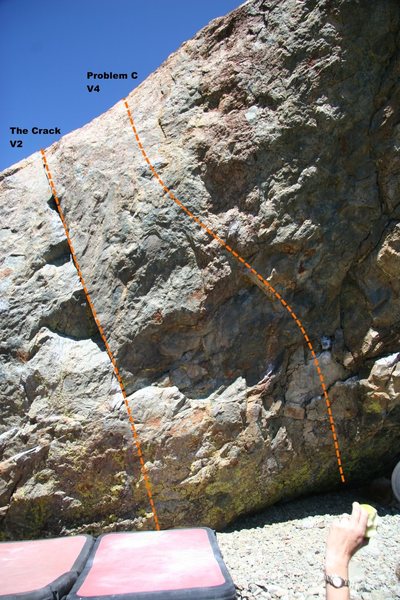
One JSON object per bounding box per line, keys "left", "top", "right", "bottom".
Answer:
{"left": 325, "top": 573, "right": 350, "bottom": 588}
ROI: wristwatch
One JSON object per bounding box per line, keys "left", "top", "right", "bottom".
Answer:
{"left": 325, "top": 573, "right": 350, "bottom": 588}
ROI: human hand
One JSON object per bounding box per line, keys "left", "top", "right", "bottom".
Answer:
{"left": 325, "top": 501, "right": 369, "bottom": 571}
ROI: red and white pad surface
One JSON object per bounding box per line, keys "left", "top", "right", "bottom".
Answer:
{"left": 0, "top": 535, "right": 93, "bottom": 599}
{"left": 68, "top": 528, "right": 236, "bottom": 600}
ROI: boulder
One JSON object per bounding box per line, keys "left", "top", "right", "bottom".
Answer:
{"left": 1, "top": 0, "right": 399, "bottom": 538}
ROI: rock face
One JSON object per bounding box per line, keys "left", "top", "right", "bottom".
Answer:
{"left": 1, "top": 0, "right": 400, "bottom": 539}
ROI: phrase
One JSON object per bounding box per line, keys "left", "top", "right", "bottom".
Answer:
{"left": 86, "top": 71, "right": 138, "bottom": 92}
{"left": 9, "top": 127, "right": 61, "bottom": 148}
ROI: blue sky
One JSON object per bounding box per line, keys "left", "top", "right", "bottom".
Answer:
{"left": 0, "top": 0, "right": 242, "bottom": 172}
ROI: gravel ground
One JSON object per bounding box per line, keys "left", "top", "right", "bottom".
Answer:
{"left": 217, "top": 489, "right": 400, "bottom": 600}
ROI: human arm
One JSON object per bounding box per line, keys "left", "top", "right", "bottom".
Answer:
{"left": 325, "top": 502, "right": 368, "bottom": 600}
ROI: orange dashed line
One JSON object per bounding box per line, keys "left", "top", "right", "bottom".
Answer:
{"left": 123, "top": 100, "right": 346, "bottom": 484}
{"left": 40, "top": 149, "right": 160, "bottom": 530}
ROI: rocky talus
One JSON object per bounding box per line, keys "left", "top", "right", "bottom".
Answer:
{"left": 0, "top": 0, "right": 399, "bottom": 539}
{"left": 217, "top": 490, "right": 400, "bottom": 600}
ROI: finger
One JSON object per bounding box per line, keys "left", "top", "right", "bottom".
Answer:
{"left": 359, "top": 506, "right": 369, "bottom": 532}
{"left": 351, "top": 501, "right": 361, "bottom": 525}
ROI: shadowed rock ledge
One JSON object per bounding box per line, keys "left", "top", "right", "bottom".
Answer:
{"left": 0, "top": 0, "right": 399, "bottom": 539}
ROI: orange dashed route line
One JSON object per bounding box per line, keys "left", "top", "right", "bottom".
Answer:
{"left": 123, "top": 99, "right": 346, "bottom": 484}
{"left": 40, "top": 149, "right": 161, "bottom": 530}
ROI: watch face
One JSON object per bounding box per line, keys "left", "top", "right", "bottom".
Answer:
{"left": 332, "top": 576, "right": 344, "bottom": 588}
